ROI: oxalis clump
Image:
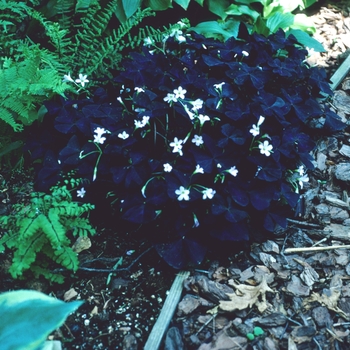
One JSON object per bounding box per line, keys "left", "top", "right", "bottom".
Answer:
{"left": 27, "top": 24, "right": 344, "bottom": 269}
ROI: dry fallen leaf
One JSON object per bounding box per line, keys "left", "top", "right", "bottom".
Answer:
{"left": 212, "top": 275, "right": 274, "bottom": 314}
{"left": 63, "top": 288, "right": 78, "bottom": 301}
{"left": 72, "top": 236, "right": 92, "bottom": 253}
{"left": 303, "top": 289, "right": 348, "bottom": 320}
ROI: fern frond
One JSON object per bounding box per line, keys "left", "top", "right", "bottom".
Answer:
{"left": 0, "top": 107, "right": 23, "bottom": 132}
{"left": 65, "top": 217, "right": 96, "bottom": 237}
{"left": 53, "top": 246, "right": 79, "bottom": 271}
{"left": 10, "top": 231, "right": 46, "bottom": 278}
{"left": 31, "top": 265, "right": 65, "bottom": 283}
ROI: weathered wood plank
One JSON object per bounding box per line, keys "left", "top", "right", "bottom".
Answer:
{"left": 330, "top": 54, "right": 350, "bottom": 90}
{"left": 144, "top": 270, "right": 190, "bottom": 350}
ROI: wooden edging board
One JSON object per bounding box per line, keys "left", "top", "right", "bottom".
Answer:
{"left": 329, "top": 53, "right": 350, "bottom": 91}
{"left": 144, "top": 270, "right": 190, "bottom": 350}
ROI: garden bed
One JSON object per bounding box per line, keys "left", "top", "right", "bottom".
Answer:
{"left": 1, "top": 1, "right": 350, "bottom": 350}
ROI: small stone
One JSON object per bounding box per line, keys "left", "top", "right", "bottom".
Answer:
{"left": 286, "top": 276, "right": 310, "bottom": 297}
{"left": 335, "top": 163, "right": 350, "bottom": 182}
{"left": 316, "top": 152, "right": 327, "bottom": 171}
{"left": 340, "top": 144, "right": 350, "bottom": 158}
{"left": 257, "top": 313, "right": 287, "bottom": 327}
{"left": 122, "top": 334, "right": 137, "bottom": 350}
{"left": 325, "top": 196, "right": 349, "bottom": 209}
{"left": 291, "top": 326, "right": 316, "bottom": 344}
{"left": 314, "top": 203, "right": 331, "bottom": 224}
{"left": 312, "top": 306, "right": 332, "bottom": 327}
{"left": 329, "top": 206, "right": 349, "bottom": 223}
{"left": 164, "top": 327, "right": 184, "bottom": 350}
{"left": 263, "top": 337, "right": 279, "bottom": 350}
{"left": 177, "top": 294, "right": 213, "bottom": 316}
{"left": 261, "top": 240, "right": 280, "bottom": 254}
{"left": 325, "top": 224, "right": 350, "bottom": 242}
{"left": 259, "top": 252, "right": 276, "bottom": 267}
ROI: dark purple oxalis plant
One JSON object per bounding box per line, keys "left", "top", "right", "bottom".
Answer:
{"left": 26, "top": 24, "right": 344, "bottom": 268}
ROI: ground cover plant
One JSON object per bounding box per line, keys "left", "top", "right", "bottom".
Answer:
{"left": 25, "top": 23, "right": 345, "bottom": 270}
{"left": 0, "top": 176, "right": 96, "bottom": 282}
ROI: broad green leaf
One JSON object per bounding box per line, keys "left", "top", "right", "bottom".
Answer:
{"left": 207, "top": 0, "right": 230, "bottom": 20}
{"left": 291, "top": 13, "right": 316, "bottom": 35}
{"left": 237, "top": 0, "right": 269, "bottom": 5}
{"left": 194, "top": 0, "right": 204, "bottom": 5}
{"left": 286, "top": 29, "right": 326, "bottom": 52}
{"left": 174, "top": 0, "right": 191, "bottom": 10}
{"left": 122, "top": 0, "right": 142, "bottom": 18}
{"left": 225, "top": 4, "right": 260, "bottom": 22}
{"left": 114, "top": 0, "right": 127, "bottom": 23}
{"left": 0, "top": 140, "right": 23, "bottom": 157}
{"left": 0, "top": 290, "right": 83, "bottom": 350}
{"left": 75, "top": 0, "right": 93, "bottom": 12}
{"left": 190, "top": 19, "right": 240, "bottom": 41}
{"left": 252, "top": 16, "right": 270, "bottom": 36}
{"left": 266, "top": 12, "right": 294, "bottom": 33}
{"left": 303, "top": 0, "right": 317, "bottom": 8}
{"left": 144, "top": 0, "right": 172, "bottom": 10}
{"left": 271, "top": 0, "right": 304, "bottom": 13}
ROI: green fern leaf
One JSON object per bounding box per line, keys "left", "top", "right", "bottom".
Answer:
{"left": 10, "top": 232, "right": 46, "bottom": 278}
{"left": 53, "top": 246, "right": 79, "bottom": 271}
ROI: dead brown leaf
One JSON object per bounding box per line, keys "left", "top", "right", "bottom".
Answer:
{"left": 213, "top": 275, "right": 274, "bottom": 314}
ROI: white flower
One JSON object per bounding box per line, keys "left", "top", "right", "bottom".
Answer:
{"left": 214, "top": 82, "right": 225, "bottom": 90}
{"left": 184, "top": 104, "right": 195, "bottom": 120}
{"left": 197, "top": 114, "right": 210, "bottom": 126}
{"left": 62, "top": 73, "right": 74, "bottom": 83}
{"left": 163, "top": 163, "right": 172, "bottom": 172}
{"left": 250, "top": 115, "right": 265, "bottom": 137}
{"left": 194, "top": 164, "right": 204, "bottom": 174}
{"left": 177, "top": 21, "right": 187, "bottom": 28}
{"left": 134, "top": 116, "right": 149, "bottom": 129}
{"left": 94, "top": 134, "right": 106, "bottom": 144}
{"left": 202, "top": 188, "right": 216, "bottom": 200}
{"left": 259, "top": 140, "right": 273, "bottom": 156}
{"left": 297, "top": 165, "right": 305, "bottom": 176}
{"left": 169, "top": 137, "right": 183, "bottom": 156}
{"left": 118, "top": 131, "right": 129, "bottom": 140}
{"left": 75, "top": 73, "right": 89, "bottom": 87}
{"left": 175, "top": 186, "right": 190, "bottom": 201}
{"left": 298, "top": 174, "right": 309, "bottom": 189}
{"left": 94, "top": 127, "right": 107, "bottom": 137}
{"left": 257, "top": 115, "right": 265, "bottom": 126}
{"left": 144, "top": 37, "right": 154, "bottom": 46}
{"left": 77, "top": 187, "right": 86, "bottom": 198}
{"left": 242, "top": 50, "right": 249, "bottom": 57}
{"left": 190, "top": 99, "right": 203, "bottom": 111}
{"left": 192, "top": 134, "right": 204, "bottom": 146}
{"left": 93, "top": 127, "right": 109, "bottom": 144}
{"left": 164, "top": 93, "right": 178, "bottom": 104}
{"left": 217, "top": 163, "right": 222, "bottom": 168}
{"left": 134, "top": 87, "right": 145, "bottom": 93}
{"left": 227, "top": 166, "right": 238, "bottom": 177}
{"left": 134, "top": 120, "right": 144, "bottom": 128}
{"left": 173, "top": 86, "right": 187, "bottom": 100}
{"left": 142, "top": 116, "right": 150, "bottom": 124}
{"left": 170, "top": 29, "right": 186, "bottom": 43}
{"left": 249, "top": 124, "right": 260, "bottom": 137}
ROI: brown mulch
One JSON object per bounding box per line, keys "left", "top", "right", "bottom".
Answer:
{"left": 162, "top": 2, "right": 350, "bottom": 350}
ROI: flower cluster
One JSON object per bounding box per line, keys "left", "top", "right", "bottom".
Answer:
{"left": 63, "top": 72, "right": 89, "bottom": 91}
{"left": 28, "top": 28, "right": 344, "bottom": 269}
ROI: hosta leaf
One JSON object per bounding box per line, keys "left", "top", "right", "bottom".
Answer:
{"left": 174, "top": 0, "right": 191, "bottom": 10}
{"left": 0, "top": 290, "right": 82, "bottom": 350}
